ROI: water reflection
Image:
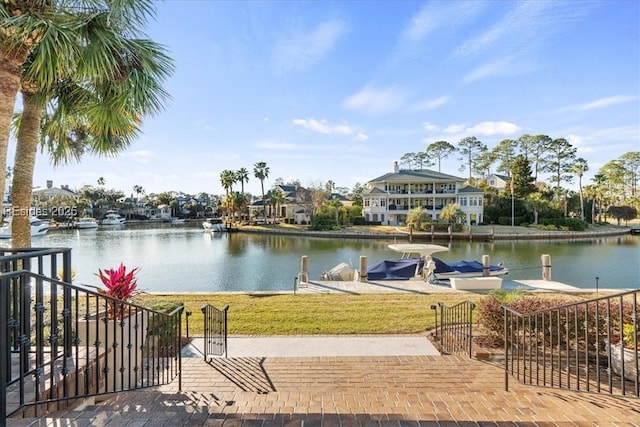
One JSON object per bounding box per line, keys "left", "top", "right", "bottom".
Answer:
{"left": 2, "top": 225, "right": 638, "bottom": 292}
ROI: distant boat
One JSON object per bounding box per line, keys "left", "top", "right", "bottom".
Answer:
{"left": 101, "top": 212, "right": 126, "bottom": 226}
{"left": 202, "top": 217, "right": 225, "bottom": 232}
{"left": 74, "top": 217, "right": 99, "bottom": 229}
{"left": 0, "top": 216, "right": 50, "bottom": 238}
{"left": 169, "top": 217, "right": 186, "bottom": 225}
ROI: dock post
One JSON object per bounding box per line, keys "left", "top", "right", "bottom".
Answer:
{"left": 482, "top": 255, "right": 490, "bottom": 277}
{"left": 359, "top": 256, "right": 367, "bottom": 282}
{"left": 541, "top": 254, "right": 552, "bottom": 281}
{"left": 298, "top": 255, "right": 309, "bottom": 286}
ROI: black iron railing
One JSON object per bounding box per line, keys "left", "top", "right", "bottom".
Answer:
{"left": 1, "top": 247, "right": 184, "bottom": 420}
{"left": 431, "top": 301, "right": 475, "bottom": 356}
{"left": 201, "top": 304, "right": 229, "bottom": 359}
{"left": 503, "top": 290, "right": 639, "bottom": 398}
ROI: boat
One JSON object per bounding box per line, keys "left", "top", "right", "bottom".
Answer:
{"left": 202, "top": 217, "right": 225, "bottom": 232}
{"left": 169, "top": 217, "right": 186, "bottom": 225}
{"left": 320, "top": 262, "right": 358, "bottom": 281}
{"left": 101, "top": 212, "right": 126, "bottom": 226}
{"left": 0, "top": 216, "right": 50, "bottom": 238}
{"left": 321, "top": 243, "right": 508, "bottom": 281}
{"left": 372, "top": 243, "right": 508, "bottom": 280}
{"left": 74, "top": 217, "right": 99, "bottom": 229}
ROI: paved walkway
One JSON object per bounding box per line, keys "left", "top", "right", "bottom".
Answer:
{"left": 9, "top": 335, "right": 640, "bottom": 426}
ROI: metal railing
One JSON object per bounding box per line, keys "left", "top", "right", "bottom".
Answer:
{"left": 1, "top": 248, "right": 184, "bottom": 421}
{"left": 503, "top": 290, "right": 639, "bottom": 398}
{"left": 431, "top": 301, "right": 475, "bottom": 356}
{"left": 201, "top": 304, "right": 229, "bottom": 359}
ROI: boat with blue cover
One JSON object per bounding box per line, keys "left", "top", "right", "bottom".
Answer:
{"left": 367, "top": 244, "right": 508, "bottom": 281}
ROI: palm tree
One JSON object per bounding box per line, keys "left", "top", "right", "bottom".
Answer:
{"left": 7, "top": 1, "right": 173, "bottom": 245}
{"left": 569, "top": 158, "right": 589, "bottom": 220}
{"left": 271, "top": 188, "right": 286, "bottom": 222}
{"left": 236, "top": 168, "right": 249, "bottom": 194}
{"left": 219, "top": 169, "right": 235, "bottom": 222}
{"left": 236, "top": 167, "right": 249, "bottom": 220}
{"left": 525, "top": 192, "right": 548, "bottom": 226}
{"left": 440, "top": 203, "right": 464, "bottom": 226}
{"left": 0, "top": 1, "right": 42, "bottom": 217}
{"left": 253, "top": 161, "right": 270, "bottom": 221}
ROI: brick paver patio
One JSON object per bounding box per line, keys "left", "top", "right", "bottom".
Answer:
{"left": 9, "top": 355, "right": 640, "bottom": 426}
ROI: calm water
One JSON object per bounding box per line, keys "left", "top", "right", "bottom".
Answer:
{"left": 5, "top": 223, "right": 639, "bottom": 292}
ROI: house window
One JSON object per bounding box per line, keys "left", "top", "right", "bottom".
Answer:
{"left": 460, "top": 197, "right": 467, "bottom": 206}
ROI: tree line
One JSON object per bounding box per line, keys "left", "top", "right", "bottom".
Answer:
{"left": 401, "top": 136, "right": 639, "bottom": 225}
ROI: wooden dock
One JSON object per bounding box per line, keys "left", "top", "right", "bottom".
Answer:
{"left": 294, "top": 278, "right": 600, "bottom": 295}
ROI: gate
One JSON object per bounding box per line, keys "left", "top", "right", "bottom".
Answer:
{"left": 201, "top": 304, "right": 229, "bottom": 359}
{"left": 431, "top": 301, "right": 475, "bottom": 356}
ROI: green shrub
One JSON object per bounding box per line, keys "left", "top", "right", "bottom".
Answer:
{"left": 352, "top": 216, "right": 365, "bottom": 225}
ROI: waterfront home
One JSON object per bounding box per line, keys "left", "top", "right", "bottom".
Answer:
{"left": 32, "top": 180, "right": 80, "bottom": 203}
{"left": 487, "top": 173, "right": 510, "bottom": 191}
{"left": 250, "top": 184, "right": 313, "bottom": 224}
{"left": 362, "top": 162, "right": 485, "bottom": 226}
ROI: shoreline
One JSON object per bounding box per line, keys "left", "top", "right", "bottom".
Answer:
{"left": 232, "top": 223, "right": 634, "bottom": 242}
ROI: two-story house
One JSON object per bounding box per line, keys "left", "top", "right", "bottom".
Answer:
{"left": 250, "top": 184, "right": 313, "bottom": 224}
{"left": 362, "top": 162, "right": 485, "bottom": 226}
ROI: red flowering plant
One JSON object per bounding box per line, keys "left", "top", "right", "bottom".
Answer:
{"left": 96, "top": 263, "right": 141, "bottom": 320}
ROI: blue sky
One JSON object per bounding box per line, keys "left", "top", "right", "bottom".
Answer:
{"left": 26, "top": 0, "right": 640, "bottom": 197}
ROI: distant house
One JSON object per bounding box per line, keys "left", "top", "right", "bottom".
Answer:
{"left": 32, "top": 180, "right": 79, "bottom": 203}
{"left": 250, "top": 184, "right": 312, "bottom": 224}
{"left": 487, "top": 174, "right": 510, "bottom": 191}
{"left": 329, "top": 192, "right": 353, "bottom": 207}
{"left": 362, "top": 162, "right": 485, "bottom": 226}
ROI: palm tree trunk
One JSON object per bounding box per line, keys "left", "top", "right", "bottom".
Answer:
{"left": 0, "top": 52, "right": 28, "bottom": 220}
{"left": 579, "top": 176, "right": 584, "bottom": 221}
{"left": 11, "top": 91, "right": 42, "bottom": 247}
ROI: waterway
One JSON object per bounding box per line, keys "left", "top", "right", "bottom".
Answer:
{"left": 3, "top": 223, "right": 639, "bottom": 293}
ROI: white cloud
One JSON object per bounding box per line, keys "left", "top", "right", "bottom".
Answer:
{"left": 578, "top": 95, "right": 637, "bottom": 111}
{"left": 342, "top": 85, "right": 407, "bottom": 115}
{"left": 468, "top": 121, "right": 519, "bottom": 136}
{"left": 292, "top": 118, "right": 354, "bottom": 136}
{"left": 401, "top": 1, "right": 485, "bottom": 44}
{"left": 454, "top": 1, "right": 591, "bottom": 59}
{"left": 409, "top": 96, "right": 450, "bottom": 112}
{"left": 422, "top": 122, "right": 439, "bottom": 131}
{"left": 354, "top": 132, "right": 368, "bottom": 142}
{"left": 443, "top": 124, "right": 467, "bottom": 134}
{"left": 273, "top": 19, "right": 347, "bottom": 73}
{"left": 462, "top": 56, "right": 525, "bottom": 83}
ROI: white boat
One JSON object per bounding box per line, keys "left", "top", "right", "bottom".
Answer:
{"left": 320, "top": 262, "right": 358, "bottom": 281}
{"left": 74, "top": 217, "right": 99, "bottom": 229}
{"left": 101, "top": 212, "right": 126, "bottom": 225}
{"left": 381, "top": 243, "right": 509, "bottom": 280}
{"left": 168, "top": 217, "right": 186, "bottom": 225}
{"left": 0, "top": 216, "right": 50, "bottom": 238}
{"left": 320, "top": 243, "right": 508, "bottom": 281}
{"left": 202, "top": 218, "right": 225, "bottom": 232}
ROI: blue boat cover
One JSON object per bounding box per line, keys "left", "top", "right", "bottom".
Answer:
{"left": 367, "top": 258, "right": 424, "bottom": 280}
{"left": 432, "top": 257, "right": 503, "bottom": 273}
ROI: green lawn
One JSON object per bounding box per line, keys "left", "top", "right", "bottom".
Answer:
{"left": 138, "top": 292, "right": 485, "bottom": 336}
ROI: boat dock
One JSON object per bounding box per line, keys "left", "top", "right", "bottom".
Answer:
{"left": 296, "top": 277, "right": 599, "bottom": 294}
